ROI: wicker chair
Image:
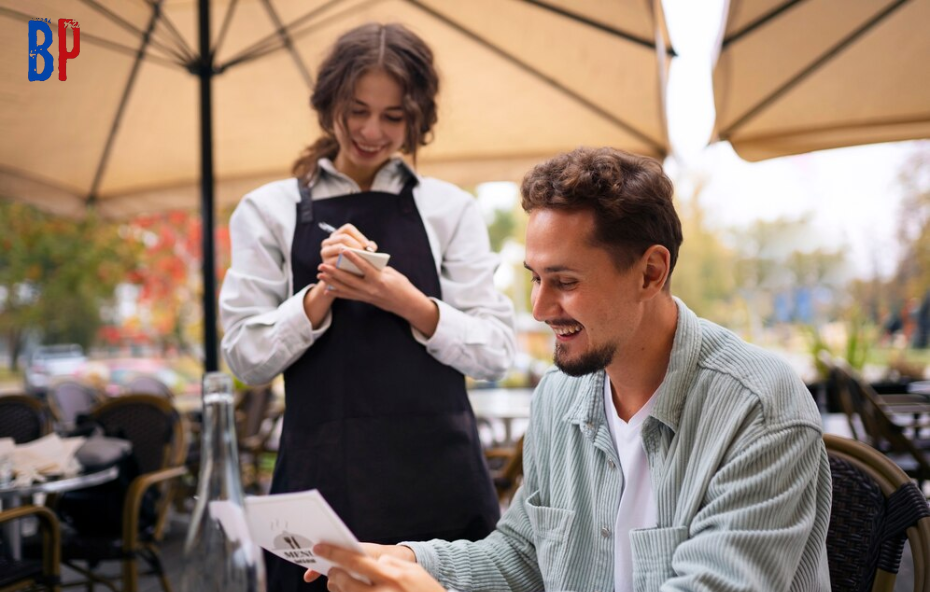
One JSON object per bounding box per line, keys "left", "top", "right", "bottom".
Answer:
{"left": 122, "top": 376, "right": 173, "bottom": 399}
{"left": 825, "top": 434, "right": 930, "bottom": 592}
{"left": 46, "top": 381, "right": 101, "bottom": 432}
{"left": 829, "top": 361, "right": 930, "bottom": 488}
{"left": 56, "top": 394, "right": 187, "bottom": 592}
{"left": 0, "top": 394, "right": 52, "bottom": 443}
{"left": 485, "top": 434, "right": 524, "bottom": 507}
{"left": 0, "top": 505, "right": 61, "bottom": 592}
{"left": 234, "top": 385, "right": 279, "bottom": 492}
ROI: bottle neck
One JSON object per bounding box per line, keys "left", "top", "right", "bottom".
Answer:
{"left": 197, "top": 392, "right": 244, "bottom": 504}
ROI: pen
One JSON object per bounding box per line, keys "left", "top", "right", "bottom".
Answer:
{"left": 318, "top": 221, "right": 376, "bottom": 252}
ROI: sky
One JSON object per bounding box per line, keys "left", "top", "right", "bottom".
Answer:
{"left": 662, "top": 0, "right": 921, "bottom": 279}
{"left": 479, "top": 0, "right": 925, "bottom": 281}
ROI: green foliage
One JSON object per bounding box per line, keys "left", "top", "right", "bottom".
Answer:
{"left": 804, "top": 313, "right": 873, "bottom": 380}
{"left": 844, "top": 314, "right": 871, "bottom": 371}
{"left": 487, "top": 209, "right": 517, "bottom": 253}
{"left": 893, "top": 147, "right": 930, "bottom": 301}
{"left": 672, "top": 183, "right": 737, "bottom": 324}
{"left": 0, "top": 201, "right": 141, "bottom": 368}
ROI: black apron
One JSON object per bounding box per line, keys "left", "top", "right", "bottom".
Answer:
{"left": 266, "top": 177, "right": 500, "bottom": 591}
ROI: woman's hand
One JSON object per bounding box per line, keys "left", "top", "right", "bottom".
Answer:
{"left": 320, "top": 224, "right": 378, "bottom": 267}
{"left": 317, "top": 250, "right": 439, "bottom": 338}
{"left": 304, "top": 224, "right": 377, "bottom": 326}
{"left": 303, "top": 543, "right": 442, "bottom": 592}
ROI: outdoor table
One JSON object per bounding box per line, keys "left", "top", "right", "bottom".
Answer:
{"left": 907, "top": 382, "right": 930, "bottom": 397}
{"left": 468, "top": 388, "right": 533, "bottom": 447}
{"left": 0, "top": 466, "right": 118, "bottom": 561}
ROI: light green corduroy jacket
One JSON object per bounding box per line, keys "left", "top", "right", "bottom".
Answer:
{"left": 405, "top": 298, "right": 832, "bottom": 592}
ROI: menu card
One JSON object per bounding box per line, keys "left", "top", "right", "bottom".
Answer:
{"left": 244, "top": 489, "right": 367, "bottom": 578}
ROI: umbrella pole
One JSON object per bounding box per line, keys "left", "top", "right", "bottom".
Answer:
{"left": 198, "top": 0, "right": 219, "bottom": 372}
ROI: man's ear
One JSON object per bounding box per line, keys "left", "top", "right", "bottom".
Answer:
{"left": 640, "top": 245, "right": 671, "bottom": 296}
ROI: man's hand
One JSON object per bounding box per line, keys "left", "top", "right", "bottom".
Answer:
{"left": 302, "top": 543, "right": 440, "bottom": 592}
{"left": 303, "top": 543, "right": 415, "bottom": 582}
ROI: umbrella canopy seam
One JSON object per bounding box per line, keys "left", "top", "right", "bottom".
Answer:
{"left": 722, "top": 113, "right": 930, "bottom": 144}
{"left": 86, "top": 2, "right": 164, "bottom": 205}
{"left": 217, "top": 0, "right": 356, "bottom": 72}
{"left": 142, "top": 0, "right": 198, "bottom": 63}
{"left": 404, "top": 0, "right": 667, "bottom": 156}
{"left": 722, "top": 0, "right": 804, "bottom": 47}
{"left": 0, "top": 6, "right": 184, "bottom": 69}
{"left": 259, "top": 0, "right": 313, "bottom": 88}
{"left": 0, "top": 165, "right": 88, "bottom": 200}
{"left": 518, "top": 0, "right": 676, "bottom": 56}
{"left": 718, "top": 0, "right": 911, "bottom": 139}
{"left": 211, "top": 0, "right": 239, "bottom": 60}
{"left": 78, "top": 0, "right": 193, "bottom": 65}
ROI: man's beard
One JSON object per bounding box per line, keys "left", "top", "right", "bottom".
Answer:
{"left": 554, "top": 341, "right": 616, "bottom": 377}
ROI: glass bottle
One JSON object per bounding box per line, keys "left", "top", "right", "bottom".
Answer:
{"left": 181, "top": 372, "right": 266, "bottom": 592}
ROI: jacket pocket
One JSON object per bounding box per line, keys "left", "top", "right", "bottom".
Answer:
{"left": 629, "top": 525, "right": 688, "bottom": 591}
{"left": 523, "top": 490, "right": 575, "bottom": 590}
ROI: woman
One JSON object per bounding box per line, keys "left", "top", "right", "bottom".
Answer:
{"left": 219, "top": 22, "right": 515, "bottom": 591}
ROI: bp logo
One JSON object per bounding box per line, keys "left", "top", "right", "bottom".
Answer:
{"left": 28, "top": 17, "right": 81, "bottom": 81}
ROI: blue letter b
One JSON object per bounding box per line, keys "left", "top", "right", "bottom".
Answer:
{"left": 28, "top": 20, "right": 53, "bottom": 81}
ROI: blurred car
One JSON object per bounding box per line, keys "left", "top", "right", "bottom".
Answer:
{"left": 24, "top": 344, "right": 88, "bottom": 394}
{"left": 78, "top": 357, "right": 197, "bottom": 397}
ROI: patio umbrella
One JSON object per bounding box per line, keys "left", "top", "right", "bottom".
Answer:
{"left": 711, "top": 0, "right": 930, "bottom": 162}
{"left": 0, "top": 0, "right": 673, "bottom": 370}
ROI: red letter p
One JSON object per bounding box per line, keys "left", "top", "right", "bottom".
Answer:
{"left": 58, "top": 19, "right": 80, "bottom": 81}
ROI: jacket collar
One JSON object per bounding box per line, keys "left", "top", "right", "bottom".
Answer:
{"left": 563, "top": 297, "right": 702, "bottom": 436}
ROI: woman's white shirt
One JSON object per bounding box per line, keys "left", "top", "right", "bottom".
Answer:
{"left": 219, "top": 157, "right": 516, "bottom": 386}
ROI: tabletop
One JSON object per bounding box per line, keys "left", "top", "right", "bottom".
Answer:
{"left": 1, "top": 465, "right": 119, "bottom": 561}
{"left": 0, "top": 465, "right": 118, "bottom": 500}
{"left": 467, "top": 388, "right": 533, "bottom": 420}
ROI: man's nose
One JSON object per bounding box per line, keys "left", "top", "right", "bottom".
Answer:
{"left": 531, "top": 283, "right": 558, "bottom": 322}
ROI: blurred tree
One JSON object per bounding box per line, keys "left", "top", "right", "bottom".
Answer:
{"left": 672, "top": 179, "right": 738, "bottom": 325}
{"left": 125, "top": 209, "right": 231, "bottom": 356}
{"left": 893, "top": 146, "right": 930, "bottom": 305}
{"left": 784, "top": 248, "right": 846, "bottom": 288}
{"left": 487, "top": 209, "right": 517, "bottom": 253}
{"left": 0, "top": 201, "right": 140, "bottom": 370}
{"left": 730, "top": 214, "right": 847, "bottom": 336}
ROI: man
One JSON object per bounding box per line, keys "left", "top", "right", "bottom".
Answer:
{"left": 309, "top": 147, "right": 832, "bottom": 591}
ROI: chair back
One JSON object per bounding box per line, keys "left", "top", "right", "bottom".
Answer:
{"left": 830, "top": 361, "right": 930, "bottom": 484}
{"left": 122, "top": 375, "right": 173, "bottom": 398}
{"left": 235, "top": 385, "right": 274, "bottom": 442}
{"left": 91, "top": 394, "right": 185, "bottom": 475}
{"left": 825, "top": 434, "right": 930, "bottom": 592}
{"left": 57, "top": 394, "right": 187, "bottom": 592}
{"left": 485, "top": 434, "right": 525, "bottom": 507}
{"left": 0, "top": 394, "right": 52, "bottom": 443}
{"left": 47, "top": 380, "right": 100, "bottom": 431}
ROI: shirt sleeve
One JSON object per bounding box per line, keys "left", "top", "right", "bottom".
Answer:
{"left": 402, "top": 402, "right": 545, "bottom": 592}
{"left": 219, "top": 192, "right": 331, "bottom": 385}
{"left": 410, "top": 194, "right": 516, "bottom": 381}
{"left": 631, "top": 423, "right": 831, "bottom": 591}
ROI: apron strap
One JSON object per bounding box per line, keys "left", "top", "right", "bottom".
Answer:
{"left": 297, "top": 180, "right": 315, "bottom": 224}
{"left": 298, "top": 172, "right": 419, "bottom": 225}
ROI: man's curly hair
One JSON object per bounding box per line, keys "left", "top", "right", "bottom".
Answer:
{"left": 521, "top": 147, "right": 682, "bottom": 282}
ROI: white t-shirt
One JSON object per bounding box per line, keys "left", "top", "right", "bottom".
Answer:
{"left": 603, "top": 379, "right": 658, "bottom": 592}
